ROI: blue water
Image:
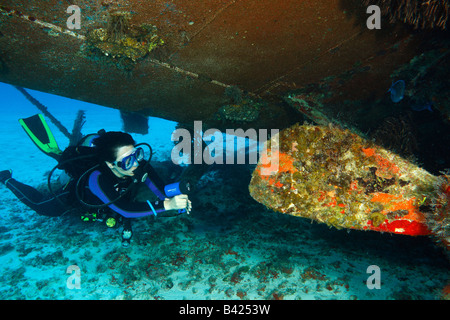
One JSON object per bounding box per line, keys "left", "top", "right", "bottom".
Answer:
{"left": 0, "top": 82, "right": 448, "bottom": 300}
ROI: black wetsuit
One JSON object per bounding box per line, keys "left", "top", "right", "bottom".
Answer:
{"left": 82, "top": 162, "right": 168, "bottom": 218}
{"left": 3, "top": 162, "right": 168, "bottom": 224}
{"left": 3, "top": 177, "right": 73, "bottom": 217}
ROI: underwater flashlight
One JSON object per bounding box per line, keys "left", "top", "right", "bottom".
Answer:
{"left": 164, "top": 181, "right": 191, "bottom": 197}
{"left": 164, "top": 181, "right": 192, "bottom": 214}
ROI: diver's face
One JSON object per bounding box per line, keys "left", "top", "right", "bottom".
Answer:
{"left": 107, "top": 145, "right": 138, "bottom": 178}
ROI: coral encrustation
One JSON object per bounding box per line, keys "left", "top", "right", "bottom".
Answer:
{"left": 249, "top": 123, "right": 449, "bottom": 243}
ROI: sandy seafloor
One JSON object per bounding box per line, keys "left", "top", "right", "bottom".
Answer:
{"left": 0, "top": 83, "right": 448, "bottom": 300}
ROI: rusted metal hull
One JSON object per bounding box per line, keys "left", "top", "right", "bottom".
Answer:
{"left": 0, "top": 0, "right": 445, "bottom": 130}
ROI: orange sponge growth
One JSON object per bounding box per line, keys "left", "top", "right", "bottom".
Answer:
{"left": 249, "top": 124, "right": 449, "bottom": 244}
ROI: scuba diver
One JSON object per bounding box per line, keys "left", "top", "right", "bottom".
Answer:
{"left": 0, "top": 114, "right": 192, "bottom": 247}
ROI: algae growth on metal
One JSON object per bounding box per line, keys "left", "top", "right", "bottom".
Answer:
{"left": 249, "top": 123, "right": 447, "bottom": 238}
{"left": 85, "top": 11, "right": 164, "bottom": 66}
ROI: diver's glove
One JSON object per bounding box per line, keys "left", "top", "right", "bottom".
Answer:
{"left": 164, "top": 194, "right": 192, "bottom": 214}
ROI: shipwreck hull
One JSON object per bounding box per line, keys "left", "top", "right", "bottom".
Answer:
{"left": 1, "top": 0, "right": 444, "bottom": 131}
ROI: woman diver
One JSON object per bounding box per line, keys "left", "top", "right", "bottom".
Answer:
{"left": 0, "top": 131, "right": 191, "bottom": 247}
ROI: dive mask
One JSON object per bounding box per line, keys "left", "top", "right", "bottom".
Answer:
{"left": 114, "top": 147, "right": 144, "bottom": 171}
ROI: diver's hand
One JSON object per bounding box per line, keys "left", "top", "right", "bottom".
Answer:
{"left": 164, "top": 194, "right": 192, "bottom": 214}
